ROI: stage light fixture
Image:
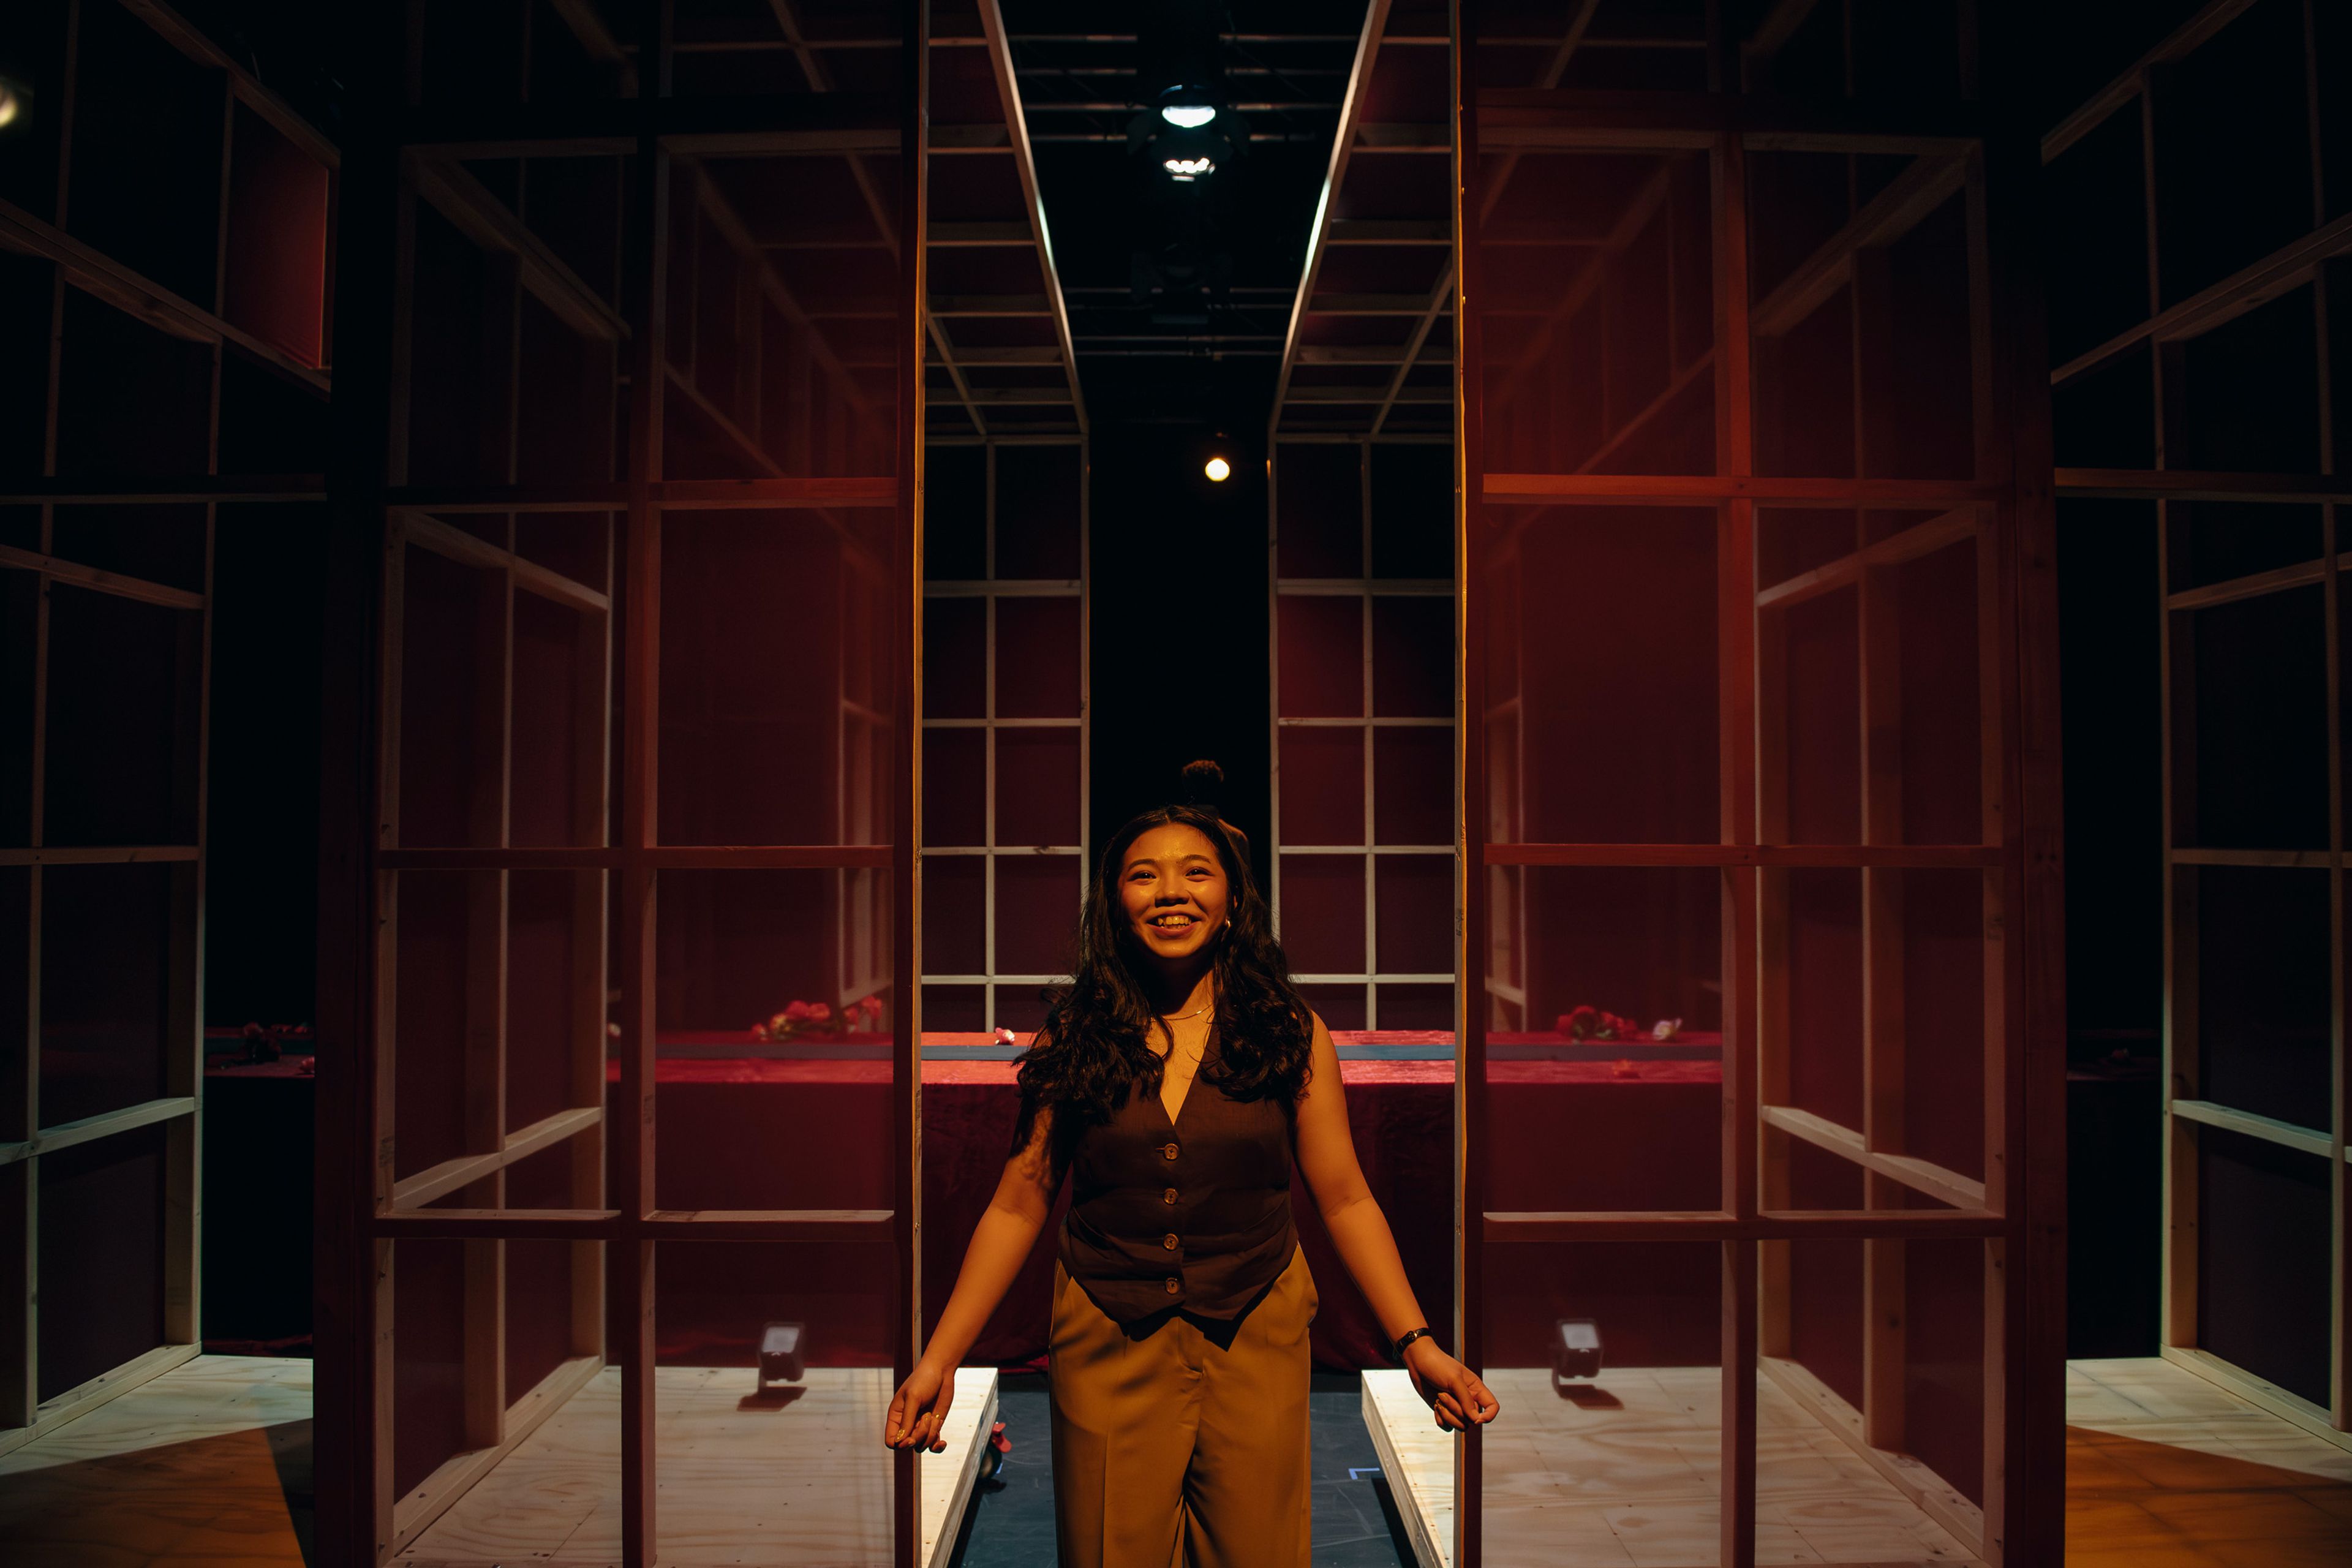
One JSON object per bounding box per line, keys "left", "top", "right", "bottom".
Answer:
{"left": 1156, "top": 123, "right": 1222, "bottom": 181}
{"left": 1204, "top": 456, "right": 1231, "bottom": 482}
{"left": 1159, "top": 85, "right": 1219, "bottom": 129}
{"left": 0, "top": 79, "right": 27, "bottom": 131}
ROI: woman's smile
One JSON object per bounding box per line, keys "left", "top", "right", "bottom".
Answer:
{"left": 1120, "top": 824, "right": 1232, "bottom": 959}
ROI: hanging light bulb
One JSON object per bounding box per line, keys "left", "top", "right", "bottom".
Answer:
{"left": 1204, "top": 456, "right": 1231, "bottom": 483}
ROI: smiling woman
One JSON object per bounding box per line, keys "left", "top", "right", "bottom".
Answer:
{"left": 885, "top": 793, "right": 1496, "bottom": 1567}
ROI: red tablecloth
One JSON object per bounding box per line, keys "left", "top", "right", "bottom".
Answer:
{"left": 618, "top": 1038, "right": 1723, "bottom": 1371}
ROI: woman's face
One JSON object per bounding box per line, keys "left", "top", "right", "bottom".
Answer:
{"left": 1118, "top": 823, "right": 1233, "bottom": 965}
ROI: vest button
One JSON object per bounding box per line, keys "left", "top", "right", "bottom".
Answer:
{"left": 1163, "top": 1233, "right": 1179, "bottom": 1250}
{"left": 1161, "top": 1142, "right": 1179, "bottom": 1159}
{"left": 1163, "top": 1187, "right": 1178, "bottom": 1205}
{"left": 1164, "top": 1276, "right": 1180, "bottom": 1294}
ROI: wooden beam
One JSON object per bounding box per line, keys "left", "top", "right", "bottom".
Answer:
{"left": 2057, "top": 467, "right": 2352, "bottom": 503}
{"left": 1483, "top": 1209, "right": 2005, "bottom": 1241}
{"left": 1759, "top": 1105, "right": 1989, "bottom": 1210}
{"left": 1755, "top": 508, "right": 1978, "bottom": 612}
{"left": 928, "top": 222, "right": 1031, "bottom": 246}
{"left": 975, "top": 0, "right": 1087, "bottom": 430}
{"left": 2168, "top": 1097, "right": 2333, "bottom": 1158}
{"left": 1760, "top": 1354, "right": 1986, "bottom": 1557}
{"left": 393, "top": 514, "right": 611, "bottom": 615}
{"left": 2041, "top": 0, "right": 2261, "bottom": 162}
{"left": 390, "top": 1106, "right": 604, "bottom": 1209}
{"left": 929, "top": 293, "right": 1055, "bottom": 316}
{"left": 0, "top": 1343, "right": 202, "bottom": 1461}
{"left": 1750, "top": 154, "right": 1967, "bottom": 339}
{"left": 2052, "top": 212, "right": 2352, "bottom": 387}
{"left": 0, "top": 1096, "right": 198, "bottom": 1166}
{"left": 1270, "top": 0, "right": 1395, "bottom": 428}
{"left": 1326, "top": 219, "right": 1451, "bottom": 244}
{"left": 1485, "top": 473, "right": 1998, "bottom": 506}
{"left": 388, "top": 1353, "right": 602, "bottom": 1555}
{"left": 409, "top": 155, "right": 628, "bottom": 342}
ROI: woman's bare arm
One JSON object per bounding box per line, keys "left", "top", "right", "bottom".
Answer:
{"left": 886, "top": 1104, "right": 1061, "bottom": 1450}
{"left": 1292, "top": 1014, "right": 1498, "bottom": 1430}
{"left": 922, "top": 1106, "right": 1061, "bottom": 1371}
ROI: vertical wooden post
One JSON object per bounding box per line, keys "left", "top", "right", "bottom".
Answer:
{"left": 615, "top": 10, "right": 673, "bottom": 1553}
{"left": 1450, "top": 3, "right": 1487, "bottom": 1562}
{"left": 894, "top": 7, "right": 929, "bottom": 1566}
{"left": 2301, "top": 0, "right": 2350, "bottom": 1435}
{"left": 1978, "top": 107, "right": 2067, "bottom": 1567}
{"left": 1713, "top": 124, "right": 1760, "bottom": 1568}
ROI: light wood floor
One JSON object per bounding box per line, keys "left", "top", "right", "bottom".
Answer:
{"left": 1365, "top": 1366, "right": 1975, "bottom": 1567}
{"left": 2064, "top": 1357, "right": 2352, "bottom": 1568}
{"left": 398, "top": 1365, "right": 999, "bottom": 1568}
{"left": 1366, "top": 1357, "right": 2352, "bottom": 1568}
{"left": 0, "top": 1354, "right": 312, "bottom": 1568}
{"left": 9, "top": 1352, "right": 2345, "bottom": 1565}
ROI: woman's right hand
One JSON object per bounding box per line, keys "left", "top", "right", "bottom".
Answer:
{"left": 883, "top": 1358, "right": 954, "bottom": 1452}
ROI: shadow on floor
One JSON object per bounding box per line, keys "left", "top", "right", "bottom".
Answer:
{"left": 0, "top": 1419, "right": 314, "bottom": 1568}
{"left": 2066, "top": 1426, "right": 2352, "bottom": 1568}
{"left": 949, "top": 1372, "right": 1415, "bottom": 1568}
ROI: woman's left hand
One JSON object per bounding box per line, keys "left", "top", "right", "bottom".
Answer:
{"left": 1403, "top": 1338, "right": 1500, "bottom": 1431}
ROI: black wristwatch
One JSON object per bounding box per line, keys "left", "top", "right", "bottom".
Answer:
{"left": 1392, "top": 1326, "right": 1435, "bottom": 1362}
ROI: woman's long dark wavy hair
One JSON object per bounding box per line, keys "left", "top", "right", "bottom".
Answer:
{"left": 1010, "top": 802, "right": 1313, "bottom": 1164}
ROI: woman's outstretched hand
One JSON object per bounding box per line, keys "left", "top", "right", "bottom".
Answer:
{"left": 1403, "top": 1339, "right": 1500, "bottom": 1432}
{"left": 883, "top": 1358, "right": 954, "bottom": 1452}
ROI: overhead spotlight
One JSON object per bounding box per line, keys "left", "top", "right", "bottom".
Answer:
{"left": 1158, "top": 85, "right": 1218, "bottom": 129}
{"left": 1204, "top": 456, "right": 1231, "bottom": 483}
{"left": 1156, "top": 124, "right": 1224, "bottom": 182}
{"left": 0, "top": 78, "right": 28, "bottom": 131}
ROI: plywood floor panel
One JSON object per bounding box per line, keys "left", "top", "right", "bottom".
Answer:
{"left": 399, "top": 1364, "right": 997, "bottom": 1568}
{"left": 1363, "top": 1366, "right": 1976, "bottom": 1568}
{"left": 0, "top": 1355, "right": 312, "bottom": 1568}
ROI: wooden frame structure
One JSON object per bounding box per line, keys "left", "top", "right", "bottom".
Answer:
{"left": 0, "top": 0, "right": 333, "bottom": 1459}
{"left": 317, "top": 3, "right": 942, "bottom": 1564}
{"left": 2039, "top": 0, "right": 2352, "bottom": 1447}
{"left": 1267, "top": 435, "right": 1456, "bottom": 1031}
{"left": 1452, "top": 5, "right": 2066, "bottom": 1566}
{"left": 920, "top": 433, "right": 1089, "bottom": 1033}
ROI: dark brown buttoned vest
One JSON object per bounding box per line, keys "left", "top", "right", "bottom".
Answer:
{"left": 1057, "top": 1028, "right": 1298, "bottom": 1326}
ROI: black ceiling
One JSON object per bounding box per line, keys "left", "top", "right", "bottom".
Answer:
{"left": 1000, "top": 0, "right": 1371, "bottom": 430}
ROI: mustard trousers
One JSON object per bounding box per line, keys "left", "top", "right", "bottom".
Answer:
{"left": 1047, "top": 1244, "right": 1318, "bottom": 1568}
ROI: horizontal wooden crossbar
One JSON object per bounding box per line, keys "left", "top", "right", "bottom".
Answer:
{"left": 2051, "top": 211, "right": 2352, "bottom": 387}
{"left": 394, "top": 94, "right": 902, "bottom": 159}
{"left": 396, "top": 514, "right": 611, "bottom": 614}
{"left": 1472, "top": 89, "right": 1983, "bottom": 154}
{"left": 0, "top": 1097, "right": 198, "bottom": 1167}
{"left": 377, "top": 845, "right": 893, "bottom": 870}
{"left": 391, "top": 1106, "right": 603, "bottom": 1209}
{"left": 2058, "top": 468, "right": 2352, "bottom": 504}
{"left": 0, "top": 545, "right": 206, "bottom": 612}
{"left": 1483, "top": 1209, "right": 2006, "bottom": 1241}
{"left": 1755, "top": 508, "right": 1978, "bottom": 612}
{"left": 372, "top": 1208, "right": 896, "bottom": 1242}
{"left": 1484, "top": 843, "right": 2000, "bottom": 868}
{"left": 389, "top": 476, "right": 899, "bottom": 511}
{"left": 2167, "top": 846, "right": 2334, "bottom": 869}
{"left": 1483, "top": 473, "right": 2002, "bottom": 506}
{"left": 0, "top": 476, "right": 325, "bottom": 504}
{"left": 0, "top": 845, "right": 199, "bottom": 866}
{"left": 1759, "top": 1104, "right": 1989, "bottom": 1210}
{"left": 2168, "top": 1098, "right": 2334, "bottom": 1159}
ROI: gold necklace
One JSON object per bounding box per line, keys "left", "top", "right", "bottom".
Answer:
{"left": 1159, "top": 1000, "right": 1213, "bottom": 1023}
